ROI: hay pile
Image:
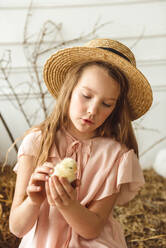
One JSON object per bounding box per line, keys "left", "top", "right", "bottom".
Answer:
{"left": 0, "top": 165, "right": 20, "bottom": 248}
{"left": 0, "top": 165, "right": 166, "bottom": 248}
{"left": 114, "top": 169, "right": 166, "bottom": 248}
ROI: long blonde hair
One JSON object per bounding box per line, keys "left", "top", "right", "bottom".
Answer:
{"left": 23, "top": 60, "right": 139, "bottom": 167}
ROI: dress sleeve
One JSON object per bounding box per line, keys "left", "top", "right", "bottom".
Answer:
{"left": 115, "top": 149, "right": 145, "bottom": 205}
{"left": 13, "top": 131, "right": 41, "bottom": 173}
{"left": 93, "top": 149, "right": 145, "bottom": 206}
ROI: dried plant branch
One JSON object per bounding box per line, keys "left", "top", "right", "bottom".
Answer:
{"left": 134, "top": 122, "right": 159, "bottom": 133}
{"left": 33, "top": 64, "right": 47, "bottom": 118}
{"left": 38, "top": 19, "right": 113, "bottom": 56}
{"left": 0, "top": 66, "right": 31, "bottom": 127}
{"left": 0, "top": 113, "right": 18, "bottom": 153}
{"left": 23, "top": 0, "right": 33, "bottom": 45}
{"left": 130, "top": 26, "right": 146, "bottom": 49}
{"left": 140, "top": 136, "right": 166, "bottom": 157}
{"left": 129, "top": 234, "right": 166, "bottom": 242}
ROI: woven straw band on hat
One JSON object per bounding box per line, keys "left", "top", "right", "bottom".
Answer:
{"left": 43, "top": 38, "right": 153, "bottom": 121}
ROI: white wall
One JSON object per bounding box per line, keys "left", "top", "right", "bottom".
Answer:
{"left": 0, "top": 0, "right": 166, "bottom": 167}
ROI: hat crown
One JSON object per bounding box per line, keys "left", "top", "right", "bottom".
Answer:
{"left": 84, "top": 38, "right": 136, "bottom": 66}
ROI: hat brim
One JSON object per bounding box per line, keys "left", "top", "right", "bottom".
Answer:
{"left": 43, "top": 47, "right": 153, "bottom": 120}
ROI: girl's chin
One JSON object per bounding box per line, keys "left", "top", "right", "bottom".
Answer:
{"left": 68, "top": 120, "right": 97, "bottom": 139}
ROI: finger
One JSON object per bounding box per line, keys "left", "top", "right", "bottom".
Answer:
{"left": 49, "top": 177, "right": 59, "bottom": 200}
{"left": 35, "top": 166, "right": 54, "bottom": 176}
{"left": 29, "top": 166, "right": 53, "bottom": 186}
{"left": 59, "top": 177, "right": 75, "bottom": 200}
{"left": 53, "top": 177, "right": 73, "bottom": 206}
{"left": 30, "top": 172, "right": 49, "bottom": 184}
{"left": 49, "top": 178, "right": 63, "bottom": 207}
{"left": 26, "top": 184, "right": 41, "bottom": 195}
{"left": 51, "top": 177, "right": 66, "bottom": 204}
{"left": 45, "top": 180, "right": 55, "bottom": 206}
{"left": 42, "top": 162, "right": 54, "bottom": 169}
{"left": 76, "top": 179, "right": 81, "bottom": 187}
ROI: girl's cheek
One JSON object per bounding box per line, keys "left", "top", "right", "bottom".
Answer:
{"left": 101, "top": 109, "right": 113, "bottom": 120}
{"left": 70, "top": 96, "right": 85, "bottom": 116}
{"left": 76, "top": 94, "right": 87, "bottom": 111}
{"left": 78, "top": 102, "right": 86, "bottom": 113}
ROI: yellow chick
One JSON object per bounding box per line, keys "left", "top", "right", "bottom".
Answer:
{"left": 52, "top": 158, "right": 77, "bottom": 183}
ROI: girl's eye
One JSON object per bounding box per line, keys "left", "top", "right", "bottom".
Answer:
{"left": 82, "top": 94, "right": 91, "bottom": 99}
{"left": 102, "top": 102, "right": 112, "bottom": 108}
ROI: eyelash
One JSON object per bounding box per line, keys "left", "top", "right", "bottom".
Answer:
{"left": 82, "top": 94, "right": 111, "bottom": 108}
{"left": 82, "top": 94, "right": 91, "bottom": 99}
{"left": 102, "top": 103, "right": 111, "bottom": 108}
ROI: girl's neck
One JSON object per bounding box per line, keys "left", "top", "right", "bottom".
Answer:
{"left": 64, "top": 126, "right": 97, "bottom": 141}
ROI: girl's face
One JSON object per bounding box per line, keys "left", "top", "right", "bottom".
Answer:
{"left": 68, "top": 65, "right": 120, "bottom": 140}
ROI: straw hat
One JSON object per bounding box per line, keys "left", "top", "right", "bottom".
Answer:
{"left": 43, "top": 38, "right": 153, "bottom": 120}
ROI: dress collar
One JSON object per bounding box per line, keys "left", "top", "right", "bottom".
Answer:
{"left": 48, "top": 128, "right": 94, "bottom": 158}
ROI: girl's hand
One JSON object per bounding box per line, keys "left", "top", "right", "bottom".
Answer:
{"left": 26, "top": 162, "right": 54, "bottom": 206}
{"left": 45, "top": 176, "right": 78, "bottom": 208}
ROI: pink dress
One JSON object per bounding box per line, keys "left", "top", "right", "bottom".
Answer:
{"left": 14, "top": 128, "right": 145, "bottom": 248}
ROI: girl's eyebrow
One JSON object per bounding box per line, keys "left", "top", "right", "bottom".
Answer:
{"left": 82, "top": 86, "right": 117, "bottom": 101}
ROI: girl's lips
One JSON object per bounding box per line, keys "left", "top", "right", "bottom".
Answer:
{"left": 82, "top": 119, "right": 94, "bottom": 124}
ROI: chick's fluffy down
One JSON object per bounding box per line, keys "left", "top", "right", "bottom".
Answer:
{"left": 51, "top": 158, "right": 77, "bottom": 183}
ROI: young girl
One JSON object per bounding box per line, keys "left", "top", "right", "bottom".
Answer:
{"left": 9, "top": 38, "right": 153, "bottom": 248}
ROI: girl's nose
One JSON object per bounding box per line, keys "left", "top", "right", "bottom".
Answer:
{"left": 87, "top": 101, "right": 99, "bottom": 115}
